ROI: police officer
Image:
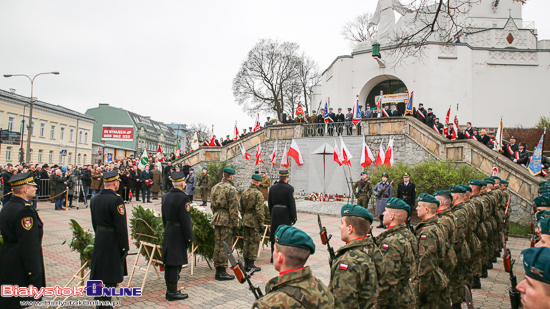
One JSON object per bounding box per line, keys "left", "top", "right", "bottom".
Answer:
{"left": 268, "top": 170, "right": 297, "bottom": 262}
{"left": 239, "top": 174, "right": 265, "bottom": 272}
{"left": 210, "top": 167, "right": 239, "bottom": 280}
{"left": 397, "top": 173, "right": 416, "bottom": 208}
{"left": 373, "top": 173, "right": 393, "bottom": 229}
{"left": 161, "top": 171, "right": 193, "bottom": 301}
{"left": 327, "top": 107, "right": 336, "bottom": 136}
{"left": 345, "top": 108, "right": 353, "bottom": 135}
{"left": 89, "top": 170, "right": 129, "bottom": 309}
{"left": 335, "top": 108, "right": 345, "bottom": 135}
{"left": 415, "top": 194, "right": 450, "bottom": 308}
{"left": 516, "top": 247, "right": 550, "bottom": 308}
{"left": 252, "top": 225, "right": 335, "bottom": 309}
{"left": 376, "top": 197, "right": 417, "bottom": 308}
{"left": 198, "top": 167, "right": 210, "bottom": 206}
{"left": 329, "top": 204, "right": 380, "bottom": 308}
{"left": 352, "top": 172, "right": 372, "bottom": 209}
{"left": 0, "top": 173, "right": 44, "bottom": 309}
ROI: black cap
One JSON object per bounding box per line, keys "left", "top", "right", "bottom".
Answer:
{"left": 171, "top": 171, "right": 185, "bottom": 182}
{"left": 279, "top": 170, "right": 289, "bottom": 177}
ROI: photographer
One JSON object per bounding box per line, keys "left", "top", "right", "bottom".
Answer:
{"left": 81, "top": 165, "right": 92, "bottom": 205}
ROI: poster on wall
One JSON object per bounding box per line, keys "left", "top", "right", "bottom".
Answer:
{"left": 101, "top": 125, "right": 134, "bottom": 140}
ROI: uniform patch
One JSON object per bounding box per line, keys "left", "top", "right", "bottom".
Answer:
{"left": 420, "top": 235, "right": 427, "bottom": 240}
{"left": 22, "top": 217, "right": 33, "bottom": 230}
{"left": 117, "top": 204, "right": 125, "bottom": 215}
{"left": 186, "top": 202, "right": 190, "bottom": 212}
{"left": 339, "top": 263, "right": 348, "bottom": 270}
{"left": 382, "top": 244, "right": 389, "bottom": 249}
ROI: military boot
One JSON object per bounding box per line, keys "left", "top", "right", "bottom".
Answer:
{"left": 215, "top": 267, "right": 235, "bottom": 281}
{"left": 481, "top": 266, "right": 488, "bottom": 278}
{"left": 486, "top": 262, "right": 493, "bottom": 270}
{"left": 376, "top": 215, "right": 384, "bottom": 228}
{"left": 245, "top": 258, "right": 261, "bottom": 272}
{"left": 471, "top": 276, "right": 481, "bottom": 289}
{"left": 451, "top": 303, "right": 462, "bottom": 309}
{"left": 165, "top": 283, "right": 188, "bottom": 301}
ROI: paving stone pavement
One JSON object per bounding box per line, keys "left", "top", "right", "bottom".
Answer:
{"left": 24, "top": 197, "right": 527, "bottom": 308}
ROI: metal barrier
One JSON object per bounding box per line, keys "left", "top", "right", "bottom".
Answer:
{"left": 301, "top": 122, "right": 362, "bottom": 137}
{"left": 37, "top": 179, "right": 51, "bottom": 199}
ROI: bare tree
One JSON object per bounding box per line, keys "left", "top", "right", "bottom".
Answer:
{"left": 186, "top": 123, "right": 210, "bottom": 150}
{"left": 341, "top": 12, "right": 378, "bottom": 45}
{"left": 295, "top": 53, "right": 321, "bottom": 114}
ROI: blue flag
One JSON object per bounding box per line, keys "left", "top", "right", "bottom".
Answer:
{"left": 323, "top": 101, "right": 333, "bottom": 123}
{"left": 528, "top": 134, "right": 545, "bottom": 176}
{"left": 406, "top": 91, "right": 414, "bottom": 115}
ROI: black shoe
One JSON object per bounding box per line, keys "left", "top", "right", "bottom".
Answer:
{"left": 166, "top": 283, "right": 188, "bottom": 301}
{"left": 245, "top": 258, "right": 261, "bottom": 272}
{"left": 215, "top": 267, "right": 235, "bottom": 281}
{"left": 486, "top": 262, "right": 493, "bottom": 270}
{"left": 491, "top": 256, "right": 497, "bottom": 263}
{"left": 376, "top": 224, "right": 384, "bottom": 228}
{"left": 471, "top": 276, "right": 481, "bottom": 289}
{"left": 452, "top": 303, "right": 462, "bottom": 309}
{"left": 481, "top": 266, "right": 488, "bottom": 278}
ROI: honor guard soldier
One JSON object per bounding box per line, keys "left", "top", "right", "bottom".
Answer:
{"left": 376, "top": 197, "right": 417, "bottom": 309}
{"left": 415, "top": 194, "right": 450, "bottom": 308}
{"left": 210, "top": 167, "right": 239, "bottom": 281}
{"left": 352, "top": 172, "right": 372, "bottom": 209}
{"left": 434, "top": 190, "right": 459, "bottom": 282}
{"left": 516, "top": 247, "right": 550, "bottom": 308}
{"left": 198, "top": 167, "right": 210, "bottom": 206}
{"left": 535, "top": 217, "right": 550, "bottom": 248}
{"left": 253, "top": 225, "right": 335, "bottom": 309}
{"left": 161, "top": 171, "right": 193, "bottom": 301}
{"left": 373, "top": 173, "right": 393, "bottom": 229}
{"left": 268, "top": 170, "right": 297, "bottom": 261}
{"left": 535, "top": 195, "right": 550, "bottom": 212}
{"left": 397, "top": 173, "right": 416, "bottom": 208}
{"left": 0, "top": 173, "right": 44, "bottom": 309}
{"left": 329, "top": 204, "right": 380, "bottom": 308}
{"left": 89, "top": 170, "right": 129, "bottom": 308}
{"left": 239, "top": 174, "right": 265, "bottom": 272}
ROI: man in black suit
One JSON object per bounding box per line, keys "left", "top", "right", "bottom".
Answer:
{"left": 396, "top": 173, "right": 416, "bottom": 208}
{"left": 130, "top": 165, "right": 141, "bottom": 202}
{"left": 268, "top": 170, "right": 297, "bottom": 262}
{"left": 327, "top": 107, "right": 336, "bottom": 136}
{"left": 433, "top": 118, "right": 444, "bottom": 134}
{"left": 140, "top": 164, "right": 153, "bottom": 203}
{"left": 426, "top": 108, "right": 436, "bottom": 128}
{"left": 335, "top": 108, "right": 345, "bottom": 135}
{"left": 416, "top": 103, "right": 427, "bottom": 123}
{"left": 317, "top": 109, "right": 325, "bottom": 136}
{"left": 503, "top": 136, "right": 519, "bottom": 160}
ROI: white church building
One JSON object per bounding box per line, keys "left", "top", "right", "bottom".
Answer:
{"left": 314, "top": 0, "right": 549, "bottom": 128}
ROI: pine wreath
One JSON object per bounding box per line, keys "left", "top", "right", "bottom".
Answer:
{"left": 189, "top": 206, "right": 215, "bottom": 262}
{"left": 63, "top": 219, "right": 95, "bottom": 266}
{"left": 129, "top": 205, "right": 164, "bottom": 260}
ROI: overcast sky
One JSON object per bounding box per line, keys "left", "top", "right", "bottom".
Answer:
{"left": 1, "top": 0, "right": 548, "bottom": 139}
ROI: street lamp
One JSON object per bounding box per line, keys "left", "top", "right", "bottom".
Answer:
{"left": 3, "top": 72, "right": 60, "bottom": 162}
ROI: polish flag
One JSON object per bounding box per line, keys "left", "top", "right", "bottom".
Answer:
{"left": 384, "top": 137, "right": 394, "bottom": 167}
{"left": 443, "top": 105, "right": 451, "bottom": 136}
{"left": 334, "top": 139, "right": 342, "bottom": 166}
{"left": 270, "top": 143, "right": 277, "bottom": 168}
{"left": 253, "top": 113, "right": 260, "bottom": 132}
{"left": 340, "top": 136, "right": 353, "bottom": 166}
{"left": 239, "top": 142, "right": 251, "bottom": 161}
{"left": 375, "top": 141, "right": 385, "bottom": 167}
{"left": 156, "top": 144, "right": 164, "bottom": 162}
{"left": 234, "top": 123, "right": 240, "bottom": 140}
{"left": 360, "top": 138, "right": 375, "bottom": 168}
{"left": 255, "top": 143, "right": 264, "bottom": 165}
{"left": 287, "top": 139, "right": 304, "bottom": 166}
{"left": 281, "top": 142, "right": 289, "bottom": 168}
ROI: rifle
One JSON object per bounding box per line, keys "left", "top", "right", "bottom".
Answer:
{"left": 223, "top": 242, "right": 263, "bottom": 300}
{"left": 531, "top": 202, "right": 538, "bottom": 247}
{"left": 463, "top": 285, "right": 475, "bottom": 309}
{"left": 317, "top": 214, "right": 336, "bottom": 266}
{"left": 354, "top": 175, "right": 372, "bottom": 199}
{"left": 376, "top": 181, "right": 393, "bottom": 200}
{"left": 502, "top": 236, "right": 521, "bottom": 309}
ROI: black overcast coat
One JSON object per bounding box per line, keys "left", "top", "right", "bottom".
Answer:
{"left": 268, "top": 181, "right": 297, "bottom": 243}
{"left": 161, "top": 188, "right": 193, "bottom": 266}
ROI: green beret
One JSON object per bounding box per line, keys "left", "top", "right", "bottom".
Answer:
{"left": 341, "top": 204, "right": 374, "bottom": 223}
{"left": 223, "top": 167, "right": 236, "bottom": 175}
{"left": 536, "top": 210, "right": 550, "bottom": 222}
{"left": 251, "top": 174, "right": 262, "bottom": 181}
{"left": 275, "top": 225, "right": 315, "bottom": 254}
{"left": 500, "top": 180, "right": 509, "bottom": 185}
{"left": 468, "top": 180, "right": 485, "bottom": 187}
{"left": 491, "top": 176, "right": 501, "bottom": 181}
{"left": 449, "top": 185, "right": 467, "bottom": 193}
{"left": 361, "top": 172, "right": 367, "bottom": 175}
{"left": 385, "top": 197, "right": 410, "bottom": 213}
{"left": 538, "top": 217, "right": 550, "bottom": 235}
{"left": 483, "top": 178, "right": 495, "bottom": 184}
{"left": 434, "top": 190, "right": 452, "bottom": 198}
{"left": 534, "top": 196, "right": 550, "bottom": 207}
{"left": 202, "top": 167, "right": 208, "bottom": 170}
{"left": 520, "top": 247, "right": 550, "bottom": 284}
{"left": 417, "top": 193, "right": 440, "bottom": 206}
{"left": 461, "top": 184, "right": 472, "bottom": 192}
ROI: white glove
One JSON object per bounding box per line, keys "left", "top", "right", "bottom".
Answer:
{"left": 513, "top": 159, "right": 517, "bottom": 163}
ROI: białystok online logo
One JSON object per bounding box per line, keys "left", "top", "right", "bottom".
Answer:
{"left": 1, "top": 281, "right": 142, "bottom": 299}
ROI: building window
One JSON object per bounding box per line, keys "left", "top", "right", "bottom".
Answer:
{"left": 31, "top": 121, "right": 36, "bottom": 136}
{"left": 38, "top": 150, "right": 43, "bottom": 162}
{"left": 40, "top": 123, "right": 45, "bottom": 137}
{"left": 6, "top": 147, "right": 11, "bottom": 161}
{"left": 77, "top": 153, "right": 81, "bottom": 165}
{"left": 68, "top": 152, "right": 72, "bottom": 164}
{"left": 79, "top": 130, "right": 83, "bottom": 143}
{"left": 29, "top": 150, "right": 33, "bottom": 162}
{"left": 69, "top": 128, "right": 74, "bottom": 142}
{"left": 83, "top": 154, "right": 87, "bottom": 165}
{"left": 49, "top": 150, "right": 53, "bottom": 163}
{"left": 7, "top": 116, "right": 15, "bottom": 131}
{"left": 60, "top": 127, "right": 65, "bottom": 141}
{"left": 84, "top": 132, "right": 88, "bottom": 144}
{"left": 50, "top": 124, "right": 56, "bottom": 139}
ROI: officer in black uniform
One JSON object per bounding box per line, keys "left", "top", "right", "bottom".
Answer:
{"left": 268, "top": 170, "right": 297, "bottom": 262}
{"left": 335, "top": 108, "right": 345, "bottom": 135}
{"left": 0, "top": 173, "right": 44, "bottom": 309}
{"left": 89, "top": 170, "right": 129, "bottom": 309}
{"left": 161, "top": 171, "right": 193, "bottom": 301}
{"left": 327, "top": 107, "right": 336, "bottom": 136}
{"left": 396, "top": 173, "right": 416, "bottom": 208}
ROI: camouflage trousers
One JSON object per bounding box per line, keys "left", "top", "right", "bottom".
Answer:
{"left": 357, "top": 194, "right": 370, "bottom": 209}
{"left": 449, "top": 266, "right": 466, "bottom": 304}
{"left": 200, "top": 187, "right": 208, "bottom": 203}
{"left": 418, "top": 290, "right": 451, "bottom": 309}
{"left": 213, "top": 226, "right": 233, "bottom": 268}
{"left": 243, "top": 226, "right": 260, "bottom": 260}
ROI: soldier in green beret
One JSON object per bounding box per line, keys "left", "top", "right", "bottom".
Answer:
{"left": 534, "top": 196, "right": 550, "bottom": 212}
{"left": 434, "top": 190, "right": 458, "bottom": 280}
{"left": 253, "top": 225, "right": 334, "bottom": 309}
{"left": 352, "top": 172, "right": 372, "bottom": 210}
{"left": 329, "top": 204, "right": 381, "bottom": 309}
{"left": 239, "top": 174, "right": 265, "bottom": 272}
{"left": 415, "top": 194, "right": 450, "bottom": 308}
{"left": 516, "top": 247, "right": 550, "bottom": 308}
{"left": 210, "top": 167, "right": 239, "bottom": 280}
{"left": 535, "top": 217, "right": 550, "bottom": 248}
{"left": 198, "top": 167, "right": 210, "bottom": 206}
{"left": 376, "top": 197, "right": 417, "bottom": 308}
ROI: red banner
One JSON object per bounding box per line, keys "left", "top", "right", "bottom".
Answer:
{"left": 101, "top": 125, "right": 134, "bottom": 140}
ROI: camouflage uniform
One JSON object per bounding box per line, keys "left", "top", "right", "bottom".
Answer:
{"left": 352, "top": 179, "right": 372, "bottom": 209}
{"left": 198, "top": 172, "right": 210, "bottom": 203}
{"left": 501, "top": 188, "right": 511, "bottom": 237}
{"left": 468, "top": 194, "right": 488, "bottom": 278}
{"left": 415, "top": 216, "right": 450, "bottom": 309}
{"left": 210, "top": 178, "right": 239, "bottom": 268}
{"left": 239, "top": 184, "right": 265, "bottom": 260}
{"left": 435, "top": 207, "right": 457, "bottom": 278}
{"left": 376, "top": 223, "right": 417, "bottom": 309}
{"left": 462, "top": 199, "right": 481, "bottom": 284}
{"left": 449, "top": 202, "right": 471, "bottom": 304}
{"left": 329, "top": 237, "right": 379, "bottom": 308}
{"left": 252, "top": 266, "right": 335, "bottom": 309}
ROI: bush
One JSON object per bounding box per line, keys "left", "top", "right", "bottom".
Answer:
{"left": 207, "top": 161, "right": 237, "bottom": 187}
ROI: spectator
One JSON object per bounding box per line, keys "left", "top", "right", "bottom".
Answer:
{"left": 514, "top": 142, "right": 529, "bottom": 166}
{"left": 426, "top": 108, "right": 436, "bottom": 128}
{"left": 433, "top": 118, "right": 443, "bottom": 134}
{"left": 464, "top": 122, "right": 474, "bottom": 139}
{"left": 185, "top": 168, "right": 197, "bottom": 202}
{"left": 264, "top": 117, "right": 273, "bottom": 126}
{"left": 416, "top": 103, "right": 427, "bottom": 123}
{"left": 487, "top": 132, "right": 498, "bottom": 150}
{"left": 478, "top": 129, "right": 490, "bottom": 145}
{"left": 130, "top": 165, "right": 141, "bottom": 202}
{"left": 446, "top": 123, "right": 456, "bottom": 140}
{"left": 503, "top": 136, "right": 519, "bottom": 160}
{"left": 140, "top": 164, "right": 153, "bottom": 203}
{"left": 2, "top": 164, "right": 14, "bottom": 204}
{"left": 66, "top": 167, "right": 79, "bottom": 208}
{"left": 472, "top": 128, "right": 480, "bottom": 141}
{"left": 54, "top": 169, "right": 67, "bottom": 210}
{"left": 90, "top": 167, "right": 103, "bottom": 199}
{"left": 151, "top": 165, "right": 162, "bottom": 200}
{"left": 82, "top": 165, "right": 92, "bottom": 205}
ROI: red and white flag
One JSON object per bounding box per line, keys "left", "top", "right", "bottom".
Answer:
{"left": 384, "top": 137, "right": 394, "bottom": 167}
{"left": 339, "top": 136, "right": 353, "bottom": 166}
{"left": 287, "top": 139, "right": 304, "bottom": 166}
{"left": 443, "top": 105, "right": 451, "bottom": 136}
{"left": 281, "top": 142, "right": 289, "bottom": 168}
{"left": 453, "top": 104, "right": 459, "bottom": 140}
{"left": 255, "top": 143, "right": 264, "bottom": 165}
{"left": 376, "top": 96, "right": 382, "bottom": 118}
{"left": 239, "top": 142, "right": 251, "bottom": 160}
{"left": 253, "top": 113, "right": 260, "bottom": 132}
{"left": 334, "top": 138, "right": 342, "bottom": 166}
{"left": 270, "top": 143, "right": 277, "bottom": 168}
{"left": 360, "top": 138, "right": 375, "bottom": 168}
{"left": 156, "top": 144, "right": 164, "bottom": 162}
{"left": 234, "top": 122, "right": 240, "bottom": 140}
{"left": 375, "top": 141, "right": 385, "bottom": 167}
{"left": 433, "top": 124, "right": 439, "bottom": 133}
